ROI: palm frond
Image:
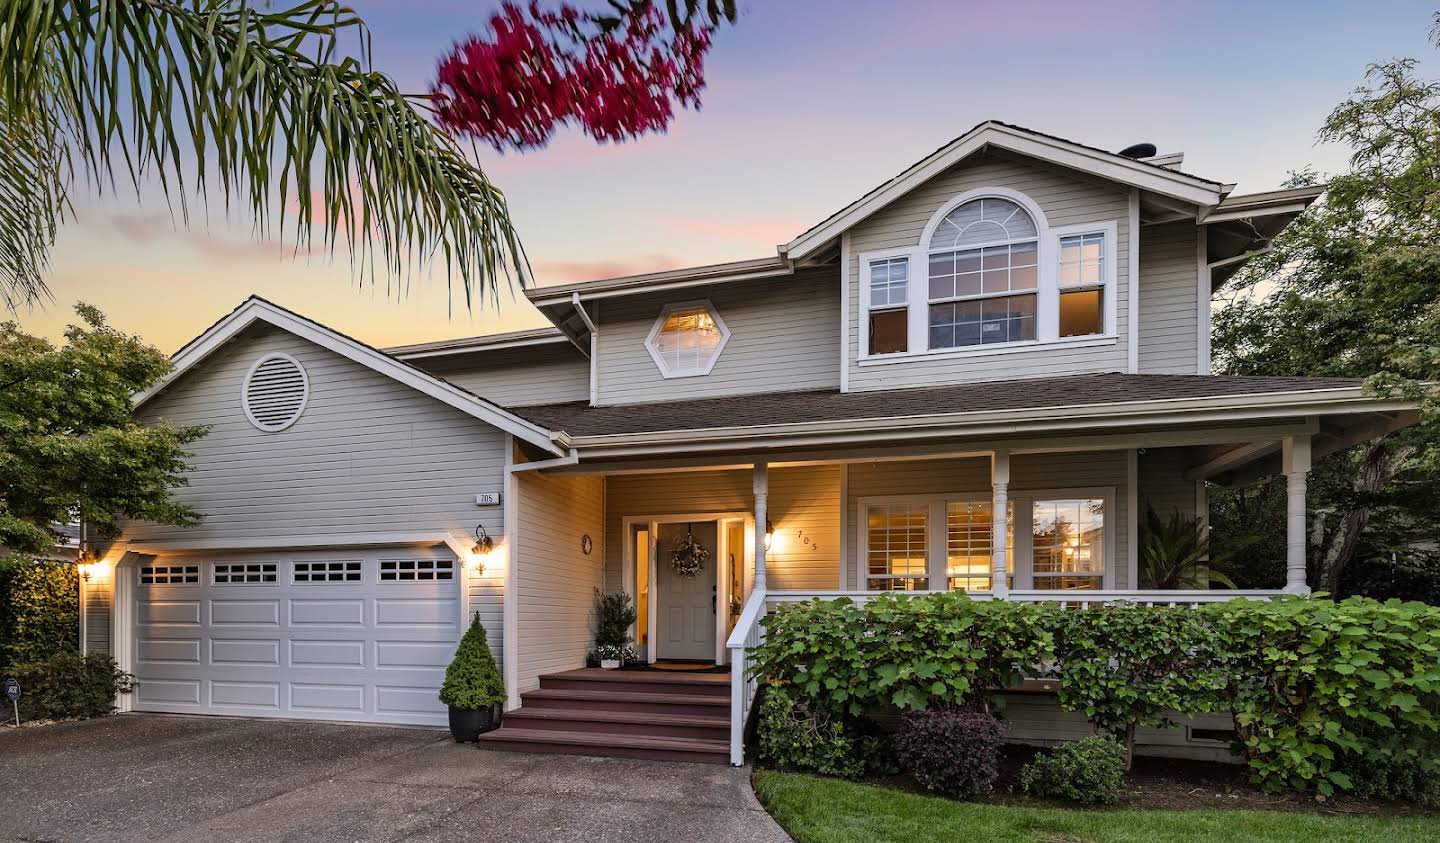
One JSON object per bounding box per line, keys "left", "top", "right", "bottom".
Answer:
{"left": 0, "top": 0, "right": 525, "bottom": 310}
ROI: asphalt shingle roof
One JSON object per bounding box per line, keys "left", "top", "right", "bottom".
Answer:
{"left": 507, "top": 373, "right": 1362, "bottom": 439}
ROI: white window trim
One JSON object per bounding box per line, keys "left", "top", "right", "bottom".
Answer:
{"left": 1008, "top": 486, "right": 1116, "bottom": 590}
{"left": 856, "top": 487, "right": 1115, "bottom": 591}
{"left": 644, "top": 299, "right": 732, "bottom": 379}
{"left": 856, "top": 187, "right": 1121, "bottom": 364}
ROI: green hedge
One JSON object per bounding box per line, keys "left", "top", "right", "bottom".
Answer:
{"left": 750, "top": 594, "right": 1440, "bottom": 798}
{"left": 0, "top": 557, "right": 79, "bottom": 672}
{"left": 8, "top": 650, "right": 132, "bottom": 720}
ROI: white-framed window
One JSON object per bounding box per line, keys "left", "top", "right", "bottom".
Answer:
{"left": 855, "top": 187, "right": 1118, "bottom": 363}
{"left": 866, "top": 257, "right": 909, "bottom": 355}
{"left": 859, "top": 487, "right": 1113, "bottom": 592}
{"left": 294, "top": 560, "right": 362, "bottom": 583}
{"left": 644, "top": 300, "right": 731, "bottom": 378}
{"left": 379, "top": 558, "right": 454, "bottom": 582}
{"left": 212, "top": 562, "right": 278, "bottom": 584}
{"left": 864, "top": 502, "right": 929, "bottom": 591}
{"left": 1029, "top": 498, "right": 1106, "bottom": 590}
{"left": 139, "top": 564, "right": 199, "bottom": 585}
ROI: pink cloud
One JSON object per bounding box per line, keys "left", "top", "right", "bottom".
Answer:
{"left": 530, "top": 253, "right": 687, "bottom": 285}
{"left": 98, "top": 212, "right": 313, "bottom": 262}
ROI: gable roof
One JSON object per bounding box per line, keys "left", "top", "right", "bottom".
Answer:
{"left": 135, "top": 297, "right": 567, "bottom": 455}
{"left": 384, "top": 326, "right": 571, "bottom": 360}
{"left": 783, "top": 121, "right": 1233, "bottom": 260}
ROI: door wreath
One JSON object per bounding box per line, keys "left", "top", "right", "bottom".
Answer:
{"left": 669, "top": 528, "right": 709, "bottom": 578}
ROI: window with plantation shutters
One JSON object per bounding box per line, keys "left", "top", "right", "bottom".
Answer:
{"left": 242, "top": 353, "right": 309, "bottom": 432}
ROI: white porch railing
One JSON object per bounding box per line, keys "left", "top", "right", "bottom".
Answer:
{"left": 724, "top": 587, "right": 1286, "bottom": 766}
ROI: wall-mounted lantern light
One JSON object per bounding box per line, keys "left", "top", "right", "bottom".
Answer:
{"left": 764, "top": 519, "right": 774, "bottom": 552}
{"left": 472, "top": 523, "right": 495, "bottom": 557}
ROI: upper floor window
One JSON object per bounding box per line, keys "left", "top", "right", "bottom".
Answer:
{"left": 856, "top": 188, "right": 1117, "bottom": 362}
{"left": 645, "top": 300, "right": 731, "bottom": 378}
{"left": 926, "top": 198, "right": 1039, "bottom": 349}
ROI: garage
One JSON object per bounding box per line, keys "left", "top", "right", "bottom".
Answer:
{"left": 130, "top": 547, "right": 461, "bottom": 726}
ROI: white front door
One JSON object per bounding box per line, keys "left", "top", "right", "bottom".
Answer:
{"left": 654, "top": 522, "right": 718, "bottom": 661}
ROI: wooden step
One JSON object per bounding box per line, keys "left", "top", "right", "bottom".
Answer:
{"left": 539, "top": 670, "right": 730, "bottom": 698}
{"left": 520, "top": 687, "right": 730, "bottom": 717}
{"left": 503, "top": 706, "right": 729, "bottom": 741}
{"left": 476, "top": 726, "right": 729, "bottom": 765}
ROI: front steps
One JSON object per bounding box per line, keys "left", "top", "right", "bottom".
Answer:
{"left": 476, "top": 668, "right": 731, "bottom": 764}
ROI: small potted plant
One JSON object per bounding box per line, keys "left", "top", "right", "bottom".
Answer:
{"left": 593, "top": 589, "right": 637, "bottom": 670}
{"left": 439, "top": 613, "right": 505, "bottom": 742}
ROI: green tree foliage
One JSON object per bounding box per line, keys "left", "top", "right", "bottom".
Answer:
{"left": 0, "top": 1, "right": 524, "bottom": 309}
{"left": 1138, "top": 506, "right": 1237, "bottom": 590}
{"left": 0, "top": 558, "right": 78, "bottom": 671}
{"left": 0, "top": 304, "right": 206, "bottom": 555}
{"left": 438, "top": 613, "right": 504, "bottom": 710}
{"left": 1212, "top": 17, "right": 1440, "bottom": 596}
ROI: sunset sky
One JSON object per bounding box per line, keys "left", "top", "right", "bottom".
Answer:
{"left": 14, "top": 0, "right": 1440, "bottom": 353}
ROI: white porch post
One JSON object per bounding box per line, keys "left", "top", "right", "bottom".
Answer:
{"left": 753, "top": 461, "right": 768, "bottom": 593}
{"left": 1282, "top": 435, "right": 1312, "bottom": 595}
{"left": 991, "top": 450, "right": 1010, "bottom": 598}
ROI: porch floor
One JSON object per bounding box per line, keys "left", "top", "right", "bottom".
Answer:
{"left": 478, "top": 669, "right": 731, "bottom": 764}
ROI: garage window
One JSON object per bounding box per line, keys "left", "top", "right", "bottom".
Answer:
{"left": 294, "top": 560, "right": 363, "bottom": 583}
{"left": 379, "top": 559, "right": 454, "bottom": 582}
{"left": 213, "top": 562, "right": 278, "bottom": 584}
{"left": 139, "top": 564, "right": 199, "bottom": 584}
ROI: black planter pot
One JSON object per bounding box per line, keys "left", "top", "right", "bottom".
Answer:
{"left": 448, "top": 704, "right": 502, "bottom": 742}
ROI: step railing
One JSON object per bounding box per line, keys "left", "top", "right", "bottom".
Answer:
{"left": 723, "top": 586, "right": 1285, "bottom": 765}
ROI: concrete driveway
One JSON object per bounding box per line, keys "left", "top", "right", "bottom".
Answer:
{"left": 0, "top": 714, "right": 789, "bottom": 843}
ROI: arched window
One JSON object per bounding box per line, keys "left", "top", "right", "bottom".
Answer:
{"left": 925, "top": 198, "right": 1038, "bottom": 349}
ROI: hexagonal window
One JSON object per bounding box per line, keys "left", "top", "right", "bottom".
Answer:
{"left": 645, "top": 300, "right": 731, "bottom": 378}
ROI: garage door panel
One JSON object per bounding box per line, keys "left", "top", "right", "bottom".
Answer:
{"left": 133, "top": 548, "right": 459, "bottom": 726}
{"left": 290, "top": 598, "right": 365, "bottom": 626}
{"left": 375, "top": 598, "right": 459, "bottom": 628}
{"left": 291, "top": 640, "right": 366, "bottom": 667}
{"left": 211, "top": 680, "right": 281, "bottom": 708}
{"left": 139, "top": 600, "right": 202, "bottom": 626}
{"left": 210, "top": 638, "right": 281, "bottom": 665}
{"left": 210, "top": 600, "right": 281, "bottom": 626}
{"left": 138, "top": 638, "right": 202, "bottom": 664}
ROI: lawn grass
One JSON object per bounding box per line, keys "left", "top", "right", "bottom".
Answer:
{"left": 754, "top": 770, "right": 1440, "bottom": 843}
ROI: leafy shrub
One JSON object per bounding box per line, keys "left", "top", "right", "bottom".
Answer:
{"left": 751, "top": 593, "right": 1055, "bottom": 714}
{"left": 9, "top": 649, "right": 132, "bottom": 720}
{"left": 893, "top": 708, "right": 1005, "bottom": 799}
{"left": 1054, "top": 604, "right": 1224, "bottom": 767}
{"left": 757, "top": 686, "right": 864, "bottom": 778}
{"left": 1202, "top": 596, "right": 1440, "bottom": 796}
{"left": 0, "top": 558, "right": 79, "bottom": 671}
{"left": 1019, "top": 736, "right": 1128, "bottom": 805}
{"left": 439, "top": 613, "right": 504, "bottom": 710}
{"left": 1337, "top": 740, "right": 1440, "bottom": 807}
{"left": 593, "top": 589, "right": 637, "bottom": 648}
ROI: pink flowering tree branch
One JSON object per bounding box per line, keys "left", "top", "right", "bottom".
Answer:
{"left": 431, "top": 1, "right": 737, "bottom": 151}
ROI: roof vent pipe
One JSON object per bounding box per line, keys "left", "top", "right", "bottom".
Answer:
{"left": 1118, "top": 142, "right": 1158, "bottom": 159}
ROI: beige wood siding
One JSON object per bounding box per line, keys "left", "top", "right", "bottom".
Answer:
{"left": 602, "top": 465, "right": 841, "bottom": 595}
{"left": 1138, "top": 221, "right": 1202, "bottom": 375}
{"left": 845, "top": 152, "right": 1131, "bottom": 390}
{"left": 415, "top": 344, "right": 589, "bottom": 407}
{"left": 594, "top": 270, "right": 841, "bottom": 405}
{"left": 83, "top": 571, "right": 113, "bottom": 655}
{"left": 1139, "top": 447, "right": 1199, "bottom": 521}
{"left": 515, "top": 472, "right": 605, "bottom": 691}
{"left": 127, "top": 324, "right": 510, "bottom": 664}
{"left": 1000, "top": 694, "right": 1238, "bottom": 763}
{"left": 843, "top": 452, "right": 1133, "bottom": 589}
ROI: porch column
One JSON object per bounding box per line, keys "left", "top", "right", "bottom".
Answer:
{"left": 1282, "top": 435, "right": 1312, "bottom": 595}
{"left": 753, "top": 461, "right": 768, "bottom": 593}
{"left": 991, "top": 450, "right": 1010, "bottom": 598}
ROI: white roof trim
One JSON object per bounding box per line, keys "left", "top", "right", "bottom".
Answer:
{"left": 785, "top": 122, "right": 1229, "bottom": 261}
{"left": 135, "top": 297, "right": 565, "bottom": 456}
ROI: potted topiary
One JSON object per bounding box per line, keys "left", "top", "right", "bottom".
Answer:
{"left": 592, "top": 589, "right": 637, "bottom": 669}
{"left": 439, "top": 613, "right": 505, "bottom": 742}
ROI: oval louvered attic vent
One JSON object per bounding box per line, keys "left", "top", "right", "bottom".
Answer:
{"left": 242, "top": 353, "right": 309, "bottom": 432}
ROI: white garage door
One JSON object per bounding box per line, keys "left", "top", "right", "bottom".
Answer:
{"left": 132, "top": 548, "right": 461, "bottom": 726}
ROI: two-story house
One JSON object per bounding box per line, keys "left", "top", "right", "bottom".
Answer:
{"left": 79, "top": 122, "right": 1419, "bottom": 766}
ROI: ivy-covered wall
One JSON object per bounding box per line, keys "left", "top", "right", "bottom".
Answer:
{"left": 0, "top": 558, "right": 79, "bottom": 672}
